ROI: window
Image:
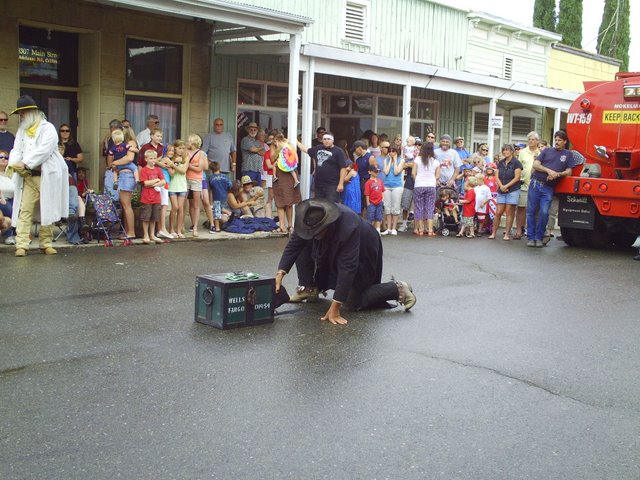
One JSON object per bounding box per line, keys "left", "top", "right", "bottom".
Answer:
{"left": 126, "top": 96, "right": 181, "bottom": 144}
{"left": 239, "top": 83, "right": 263, "bottom": 106}
{"left": 19, "top": 26, "right": 78, "bottom": 87}
{"left": 503, "top": 56, "right": 513, "bottom": 81}
{"left": 126, "top": 38, "right": 182, "bottom": 94}
{"left": 474, "top": 112, "right": 489, "bottom": 134}
{"left": 378, "top": 97, "right": 398, "bottom": 117}
{"left": 344, "top": 1, "right": 369, "bottom": 44}
{"left": 512, "top": 115, "right": 535, "bottom": 137}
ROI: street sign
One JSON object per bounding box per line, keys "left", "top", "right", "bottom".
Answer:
{"left": 490, "top": 116, "right": 503, "bottom": 129}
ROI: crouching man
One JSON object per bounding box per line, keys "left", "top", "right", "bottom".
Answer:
{"left": 7, "top": 95, "right": 68, "bottom": 256}
{"left": 275, "top": 198, "right": 416, "bottom": 325}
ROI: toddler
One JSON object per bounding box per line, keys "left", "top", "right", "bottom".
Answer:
{"left": 364, "top": 164, "right": 385, "bottom": 233}
{"left": 440, "top": 190, "right": 459, "bottom": 224}
{"left": 139, "top": 150, "right": 166, "bottom": 244}
{"left": 109, "top": 129, "right": 139, "bottom": 190}
{"left": 473, "top": 173, "right": 492, "bottom": 235}
{"left": 272, "top": 134, "right": 300, "bottom": 188}
{"left": 457, "top": 176, "right": 477, "bottom": 238}
{"left": 208, "top": 161, "right": 233, "bottom": 232}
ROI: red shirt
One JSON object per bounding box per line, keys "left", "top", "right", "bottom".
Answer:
{"left": 462, "top": 188, "right": 476, "bottom": 217}
{"left": 139, "top": 165, "right": 163, "bottom": 204}
{"left": 263, "top": 150, "right": 274, "bottom": 175}
{"left": 484, "top": 177, "right": 498, "bottom": 194}
{"left": 364, "top": 177, "right": 385, "bottom": 205}
{"left": 138, "top": 143, "right": 164, "bottom": 167}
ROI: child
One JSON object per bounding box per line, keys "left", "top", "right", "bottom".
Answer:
{"left": 155, "top": 144, "right": 174, "bottom": 239}
{"left": 483, "top": 163, "right": 499, "bottom": 234}
{"left": 364, "top": 164, "right": 385, "bottom": 233}
{"left": 76, "top": 167, "right": 92, "bottom": 198}
{"left": 208, "top": 161, "right": 233, "bottom": 232}
{"left": 272, "top": 134, "right": 300, "bottom": 188}
{"left": 440, "top": 189, "right": 459, "bottom": 224}
{"left": 473, "top": 173, "right": 492, "bottom": 236}
{"left": 342, "top": 160, "right": 361, "bottom": 214}
{"left": 167, "top": 140, "right": 189, "bottom": 238}
{"left": 139, "top": 150, "right": 166, "bottom": 244}
{"left": 109, "top": 129, "right": 139, "bottom": 190}
{"left": 402, "top": 136, "right": 418, "bottom": 163}
{"left": 457, "top": 176, "right": 477, "bottom": 238}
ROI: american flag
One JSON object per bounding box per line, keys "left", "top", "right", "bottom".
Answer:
{"left": 237, "top": 113, "right": 249, "bottom": 129}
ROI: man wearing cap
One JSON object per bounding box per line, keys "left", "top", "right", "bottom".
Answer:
{"left": 434, "top": 134, "right": 462, "bottom": 190}
{"left": 453, "top": 136, "right": 470, "bottom": 161}
{"left": 7, "top": 95, "right": 68, "bottom": 256}
{"left": 298, "top": 132, "right": 347, "bottom": 203}
{"left": 275, "top": 198, "right": 416, "bottom": 325}
{"left": 240, "top": 122, "right": 264, "bottom": 184}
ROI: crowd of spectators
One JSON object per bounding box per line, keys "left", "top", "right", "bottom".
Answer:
{"left": 0, "top": 104, "right": 567, "bottom": 247}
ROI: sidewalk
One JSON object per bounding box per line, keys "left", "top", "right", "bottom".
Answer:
{"left": 0, "top": 220, "right": 288, "bottom": 253}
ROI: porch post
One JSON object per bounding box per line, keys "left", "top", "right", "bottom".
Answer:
{"left": 301, "top": 57, "right": 315, "bottom": 200}
{"left": 287, "top": 33, "right": 301, "bottom": 150}
{"left": 553, "top": 108, "right": 561, "bottom": 134}
{"left": 487, "top": 97, "right": 497, "bottom": 161}
{"left": 402, "top": 84, "right": 411, "bottom": 146}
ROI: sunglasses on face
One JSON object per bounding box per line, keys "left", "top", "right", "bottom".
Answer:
{"left": 0, "top": 155, "right": 8, "bottom": 159}
{"left": 60, "top": 129, "right": 70, "bottom": 133}
{"left": 0, "top": 118, "right": 8, "bottom": 122}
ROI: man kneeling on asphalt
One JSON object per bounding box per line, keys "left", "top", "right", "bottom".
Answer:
{"left": 275, "top": 198, "right": 416, "bottom": 325}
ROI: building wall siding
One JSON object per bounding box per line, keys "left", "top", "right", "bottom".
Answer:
{"left": 230, "top": 0, "right": 468, "bottom": 69}
{"left": 1, "top": 0, "right": 210, "bottom": 187}
{"left": 548, "top": 48, "right": 619, "bottom": 93}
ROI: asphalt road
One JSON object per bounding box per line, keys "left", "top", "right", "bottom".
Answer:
{"left": 1, "top": 235, "right": 639, "bottom": 479}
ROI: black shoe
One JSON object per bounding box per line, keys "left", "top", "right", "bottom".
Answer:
{"left": 633, "top": 254, "right": 640, "bottom": 261}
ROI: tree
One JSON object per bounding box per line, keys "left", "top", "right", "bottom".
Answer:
{"left": 557, "top": 0, "right": 582, "bottom": 48}
{"left": 533, "top": 0, "right": 557, "bottom": 32}
{"left": 597, "top": 0, "right": 630, "bottom": 71}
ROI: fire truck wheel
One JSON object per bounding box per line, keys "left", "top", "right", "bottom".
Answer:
{"left": 587, "top": 219, "right": 611, "bottom": 249}
{"left": 560, "top": 227, "right": 578, "bottom": 247}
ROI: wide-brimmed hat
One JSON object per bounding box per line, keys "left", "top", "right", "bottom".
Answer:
{"left": 10, "top": 95, "right": 39, "bottom": 115}
{"left": 240, "top": 175, "right": 255, "bottom": 185}
{"left": 294, "top": 198, "right": 341, "bottom": 240}
{"left": 245, "top": 122, "right": 259, "bottom": 131}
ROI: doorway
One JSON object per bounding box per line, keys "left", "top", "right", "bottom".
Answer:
{"left": 20, "top": 88, "right": 78, "bottom": 135}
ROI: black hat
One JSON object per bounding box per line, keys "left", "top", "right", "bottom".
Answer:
{"left": 10, "top": 95, "right": 40, "bottom": 115}
{"left": 294, "top": 198, "right": 341, "bottom": 240}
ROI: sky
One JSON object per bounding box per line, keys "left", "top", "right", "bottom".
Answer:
{"left": 446, "top": 0, "right": 639, "bottom": 71}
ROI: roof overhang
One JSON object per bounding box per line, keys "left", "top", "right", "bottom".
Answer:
{"left": 85, "top": 0, "right": 312, "bottom": 39}
{"left": 467, "top": 12, "right": 562, "bottom": 43}
{"left": 301, "top": 44, "right": 577, "bottom": 110}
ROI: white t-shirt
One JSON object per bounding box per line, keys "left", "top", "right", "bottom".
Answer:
{"left": 414, "top": 157, "right": 440, "bottom": 188}
{"left": 434, "top": 147, "right": 462, "bottom": 184}
{"left": 474, "top": 184, "right": 492, "bottom": 214}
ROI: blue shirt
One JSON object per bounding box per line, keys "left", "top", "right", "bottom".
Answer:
{"left": 382, "top": 157, "right": 403, "bottom": 188}
{"left": 532, "top": 148, "right": 577, "bottom": 187}
{"left": 209, "top": 172, "right": 232, "bottom": 201}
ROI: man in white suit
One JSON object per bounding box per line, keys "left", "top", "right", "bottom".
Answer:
{"left": 8, "top": 95, "right": 68, "bottom": 257}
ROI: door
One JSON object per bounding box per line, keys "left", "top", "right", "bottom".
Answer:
{"left": 20, "top": 88, "right": 78, "bottom": 137}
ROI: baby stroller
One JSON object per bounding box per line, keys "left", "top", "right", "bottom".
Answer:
{"left": 435, "top": 186, "right": 460, "bottom": 236}
{"left": 85, "top": 192, "right": 132, "bottom": 246}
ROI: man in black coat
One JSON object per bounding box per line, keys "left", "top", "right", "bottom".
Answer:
{"left": 275, "top": 198, "right": 416, "bottom": 325}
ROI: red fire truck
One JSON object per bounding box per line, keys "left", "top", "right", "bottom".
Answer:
{"left": 556, "top": 72, "right": 640, "bottom": 248}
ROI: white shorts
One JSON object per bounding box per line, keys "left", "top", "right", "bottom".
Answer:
{"left": 263, "top": 174, "right": 273, "bottom": 188}
{"left": 160, "top": 187, "right": 169, "bottom": 206}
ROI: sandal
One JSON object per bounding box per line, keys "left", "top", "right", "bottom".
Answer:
{"left": 513, "top": 233, "right": 522, "bottom": 240}
{"left": 503, "top": 234, "right": 511, "bottom": 241}
{"left": 456, "top": 233, "right": 464, "bottom": 237}
{"left": 427, "top": 232, "right": 436, "bottom": 237}
{"left": 466, "top": 233, "right": 476, "bottom": 238}
{"left": 488, "top": 235, "right": 496, "bottom": 239}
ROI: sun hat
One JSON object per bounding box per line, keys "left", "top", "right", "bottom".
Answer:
{"left": 241, "top": 175, "right": 255, "bottom": 185}
{"left": 245, "top": 122, "right": 259, "bottom": 131}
